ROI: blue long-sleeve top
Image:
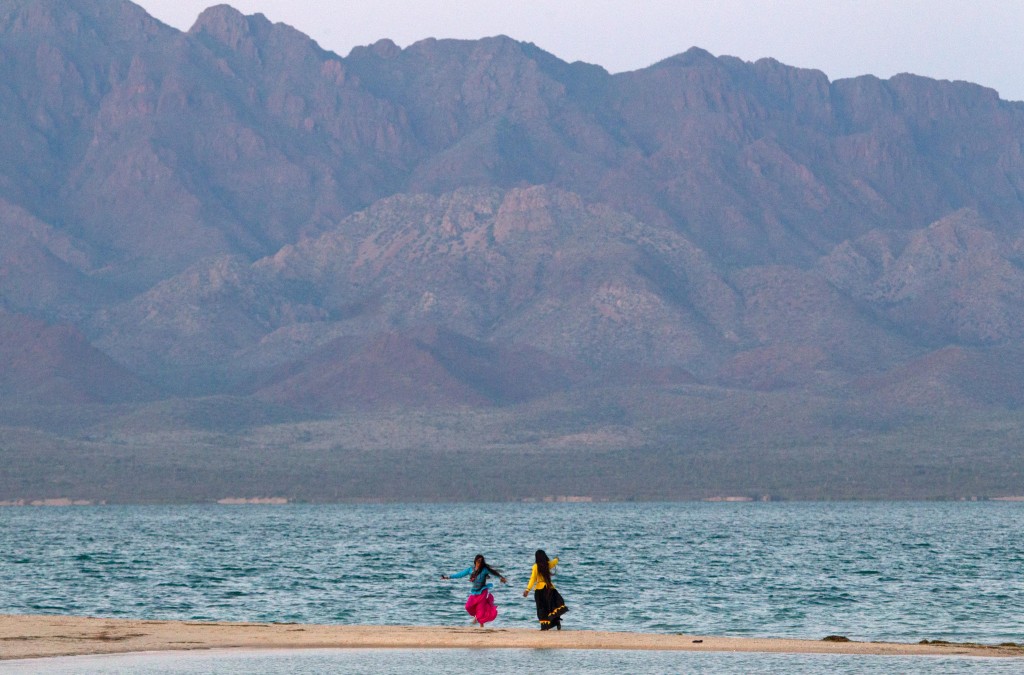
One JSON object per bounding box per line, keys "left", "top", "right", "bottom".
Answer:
{"left": 449, "top": 566, "right": 496, "bottom": 595}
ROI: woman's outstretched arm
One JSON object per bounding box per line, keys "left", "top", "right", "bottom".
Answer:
{"left": 442, "top": 566, "right": 473, "bottom": 580}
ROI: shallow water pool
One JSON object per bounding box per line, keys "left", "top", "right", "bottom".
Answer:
{"left": 3, "top": 649, "right": 1021, "bottom": 675}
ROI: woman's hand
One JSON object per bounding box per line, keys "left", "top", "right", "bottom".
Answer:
{"left": 440, "top": 575, "right": 449, "bottom": 580}
{"left": 522, "top": 590, "right": 529, "bottom": 597}
{"left": 499, "top": 577, "right": 507, "bottom": 584}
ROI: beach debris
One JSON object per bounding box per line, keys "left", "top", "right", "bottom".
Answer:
{"left": 822, "top": 635, "right": 852, "bottom": 642}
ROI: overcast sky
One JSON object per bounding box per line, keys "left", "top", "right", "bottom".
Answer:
{"left": 135, "top": 0, "right": 1024, "bottom": 102}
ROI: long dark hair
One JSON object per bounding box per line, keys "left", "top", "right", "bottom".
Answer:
{"left": 470, "top": 554, "right": 502, "bottom": 581}
{"left": 535, "top": 549, "right": 551, "bottom": 584}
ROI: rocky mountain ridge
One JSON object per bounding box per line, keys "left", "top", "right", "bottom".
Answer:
{"left": 2, "top": 0, "right": 1023, "bottom": 500}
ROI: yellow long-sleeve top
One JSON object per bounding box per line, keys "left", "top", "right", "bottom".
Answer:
{"left": 525, "top": 557, "right": 559, "bottom": 592}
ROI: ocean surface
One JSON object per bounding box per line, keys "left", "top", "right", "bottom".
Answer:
{"left": 2, "top": 502, "right": 1023, "bottom": 672}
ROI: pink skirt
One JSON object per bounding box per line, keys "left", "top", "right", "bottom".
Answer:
{"left": 465, "top": 588, "right": 498, "bottom": 625}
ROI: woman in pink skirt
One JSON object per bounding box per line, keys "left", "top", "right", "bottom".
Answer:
{"left": 442, "top": 554, "right": 507, "bottom": 626}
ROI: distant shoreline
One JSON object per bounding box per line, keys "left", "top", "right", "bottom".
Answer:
{"left": 3, "top": 496, "right": 1024, "bottom": 507}
{"left": 1, "top": 615, "right": 1022, "bottom": 661}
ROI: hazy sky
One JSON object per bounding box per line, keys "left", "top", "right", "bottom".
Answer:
{"left": 135, "top": 1, "right": 1024, "bottom": 102}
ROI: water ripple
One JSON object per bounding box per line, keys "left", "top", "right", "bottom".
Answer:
{"left": 1, "top": 502, "right": 1023, "bottom": 643}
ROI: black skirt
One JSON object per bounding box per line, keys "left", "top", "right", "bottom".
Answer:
{"left": 534, "top": 585, "right": 568, "bottom": 629}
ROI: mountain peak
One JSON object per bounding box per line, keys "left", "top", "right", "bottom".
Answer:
{"left": 652, "top": 46, "right": 718, "bottom": 69}
{"left": 370, "top": 38, "right": 400, "bottom": 58}
{"left": 189, "top": 4, "right": 268, "bottom": 46}
{"left": 188, "top": 4, "right": 328, "bottom": 62}
{"left": 2, "top": 0, "right": 167, "bottom": 41}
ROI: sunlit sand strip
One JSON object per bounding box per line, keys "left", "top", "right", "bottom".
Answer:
{"left": 1, "top": 615, "right": 1022, "bottom": 661}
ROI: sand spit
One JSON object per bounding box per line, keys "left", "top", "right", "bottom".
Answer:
{"left": 0, "top": 499, "right": 103, "bottom": 506}
{"left": 1, "top": 615, "right": 1022, "bottom": 661}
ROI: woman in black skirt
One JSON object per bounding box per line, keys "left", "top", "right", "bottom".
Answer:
{"left": 522, "top": 549, "right": 568, "bottom": 630}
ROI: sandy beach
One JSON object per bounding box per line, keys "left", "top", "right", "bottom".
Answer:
{"left": 1, "top": 615, "right": 1021, "bottom": 661}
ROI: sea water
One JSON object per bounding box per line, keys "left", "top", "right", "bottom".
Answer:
{"left": 1, "top": 502, "right": 1023, "bottom": 671}
{"left": 4, "top": 648, "right": 1021, "bottom": 674}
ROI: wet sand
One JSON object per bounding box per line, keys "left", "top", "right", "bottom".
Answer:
{"left": 1, "top": 615, "right": 1021, "bottom": 661}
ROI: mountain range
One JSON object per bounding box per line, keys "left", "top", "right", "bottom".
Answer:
{"left": 2, "top": 0, "right": 1024, "bottom": 501}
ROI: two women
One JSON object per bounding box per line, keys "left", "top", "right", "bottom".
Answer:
{"left": 444, "top": 549, "right": 568, "bottom": 630}
{"left": 441, "top": 554, "right": 507, "bottom": 627}
{"left": 523, "top": 549, "right": 568, "bottom": 630}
